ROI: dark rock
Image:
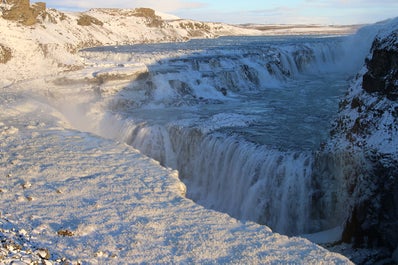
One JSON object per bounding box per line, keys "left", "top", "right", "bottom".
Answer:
{"left": 350, "top": 96, "right": 363, "bottom": 110}
{"left": 362, "top": 32, "right": 398, "bottom": 100}
{"left": 168, "top": 80, "right": 193, "bottom": 96}
{"left": 219, "top": 87, "right": 227, "bottom": 96}
{"left": 342, "top": 156, "right": 398, "bottom": 251}
{"left": 393, "top": 247, "right": 398, "bottom": 263}
{"left": 240, "top": 64, "right": 259, "bottom": 85}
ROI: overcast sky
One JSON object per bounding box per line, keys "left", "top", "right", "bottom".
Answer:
{"left": 41, "top": 0, "right": 398, "bottom": 25}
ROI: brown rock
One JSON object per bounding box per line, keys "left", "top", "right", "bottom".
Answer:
{"left": 1, "top": 0, "right": 47, "bottom": 26}
{"left": 77, "top": 14, "right": 103, "bottom": 26}
{"left": 0, "top": 44, "right": 12, "bottom": 64}
{"left": 362, "top": 33, "right": 398, "bottom": 100}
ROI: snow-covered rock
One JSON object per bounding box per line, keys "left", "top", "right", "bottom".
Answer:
{"left": 325, "top": 17, "right": 398, "bottom": 259}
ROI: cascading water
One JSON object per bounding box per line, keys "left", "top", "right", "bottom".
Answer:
{"left": 168, "top": 128, "right": 314, "bottom": 235}
{"left": 71, "top": 33, "right": 378, "bottom": 236}
{"left": 99, "top": 112, "right": 315, "bottom": 235}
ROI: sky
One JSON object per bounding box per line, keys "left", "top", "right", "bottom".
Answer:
{"left": 41, "top": 0, "right": 398, "bottom": 25}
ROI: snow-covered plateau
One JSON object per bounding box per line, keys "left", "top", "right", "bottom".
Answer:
{"left": 1, "top": 1, "right": 397, "bottom": 264}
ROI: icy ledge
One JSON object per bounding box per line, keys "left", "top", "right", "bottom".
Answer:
{"left": 0, "top": 100, "right": 353, "bottom": 263}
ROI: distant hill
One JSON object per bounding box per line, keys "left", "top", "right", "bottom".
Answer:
{"left": 0, "top": 0, "right": 359, "bottom": 85}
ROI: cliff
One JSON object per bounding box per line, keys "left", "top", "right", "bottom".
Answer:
{"left": 327, "top": 18, "right": 398, "bottom": 262}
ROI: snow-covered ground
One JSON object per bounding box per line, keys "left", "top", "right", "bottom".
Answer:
{"left": 0, "top": 4, "right": 372, "bottom": 264}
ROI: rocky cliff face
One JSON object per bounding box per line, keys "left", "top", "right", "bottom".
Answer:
{"left": 362, "top": 31, "right": 398, "bottom": 100}
{"left": 327, "top": 19, "right": 398, "bottom": 260}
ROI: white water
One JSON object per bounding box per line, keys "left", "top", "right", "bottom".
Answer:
{"left": 75, "top": 34, "right": 376, "bottom": 235}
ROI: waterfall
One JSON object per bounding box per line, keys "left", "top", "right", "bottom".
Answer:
{"left": 75, "top": 34, "right": 378, "bottom": 236}
{"left": 169, "top": 129, "right": 314, "bottom": 235}
{"left": 100, "top": 115, "right": 315, "bottom": 235}
{"left": 99, "top": 112, "right": 370, "bottom": 236}
{"left": 81, "top": 36, "right": 347, "bottom": 106}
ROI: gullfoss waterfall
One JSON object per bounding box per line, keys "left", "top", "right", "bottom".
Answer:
{"left": 52, "top": 34, "right": 374, "bottom": 237}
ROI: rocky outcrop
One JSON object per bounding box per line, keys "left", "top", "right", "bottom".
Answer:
{"left": 0, "top": 43, "right": 12, "bottom": 63}
{"left": 77, "top": 14, "right": 103, "bottom": 26}
{"left": 328, "top": 20, "right": 398, "bottom": 258}
{"left": 1, "top": 0, "right": 46, "bottom": 25}
{"left": 132, "top": 8, "right": 163, "bottom": 27}
{"left": 363, "top": 31, "right": 398, "bottom": 100}
{"left": 342, "top": 153, "right": 398, "bottom": 250}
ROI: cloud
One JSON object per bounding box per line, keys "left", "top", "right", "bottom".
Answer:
{"left": 44, "top": 0, "right": 207, "bottom": 13}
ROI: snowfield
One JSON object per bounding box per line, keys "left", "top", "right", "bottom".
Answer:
{"left": 0, "top": 3, "right": 371, "bottom": 264}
